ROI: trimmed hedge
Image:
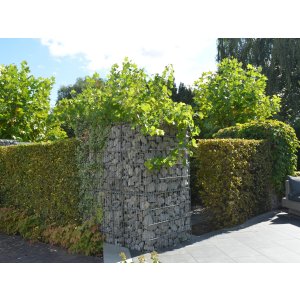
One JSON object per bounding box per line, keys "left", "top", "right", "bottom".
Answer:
{"left": 214, "top": 120, "right": 299, "bottom": 194}
{"left": 0, "top": 139, "right": 81, "bottom": 225}
{"left": 193, "top": 139, "right": 272, "bottom": 229}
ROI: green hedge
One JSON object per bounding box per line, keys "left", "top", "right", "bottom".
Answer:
{"left": 0, "top": 139, "right": 81, "bottom": 225}
{"left": 193, "top": 139, "right": 272, "bottom": 229}
{"left": 214, "top": 120, "right": 299, "bottom": 194}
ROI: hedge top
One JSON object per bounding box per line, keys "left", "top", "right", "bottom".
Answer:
{"left": 214, "top": 120, "right": 299, "bottom": 193}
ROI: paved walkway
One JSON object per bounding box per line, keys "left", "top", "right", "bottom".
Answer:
{"left": 2, "top": 210, "right": 300, "bottom": 263}
{"left": 132, "top": 210, "right": 300, "bottom": 263}
{"left": 103, "top": 243, "right": 132, "bottom": 263}
{"left": 0, "top": 234, "right": 103, "bottom": 263}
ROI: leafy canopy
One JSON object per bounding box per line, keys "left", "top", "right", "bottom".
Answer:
{"left": 217, "top": 38, "right": 300, "bottom": 124}
{"left": 193, "top": 58, "right": 281, "bottom": 136}
{"left": 55, "top": 76, "right": 105, "bottom": 138}
{"left": 0, "top": 61, "right": 57, "bottom": 141}
{"left": 54, "top": 58, "right": 199, "bottom": 169}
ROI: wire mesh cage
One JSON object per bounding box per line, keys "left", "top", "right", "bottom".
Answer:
{"left": 98, "top": 124, "right": 191, "bottom": 251}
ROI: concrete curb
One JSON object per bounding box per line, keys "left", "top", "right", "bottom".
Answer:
{"left": 103, "top": 243, "right": 132, "bottom": 263}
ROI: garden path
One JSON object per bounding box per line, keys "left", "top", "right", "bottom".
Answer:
{"left": 131, "top": 210, "right": 300, "bottom": 263}
{"left": 0, "top": 234, "right": 103, "bottom": 263}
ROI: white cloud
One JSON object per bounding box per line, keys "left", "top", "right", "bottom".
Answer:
{"left": 40, "top": 0, "right": 218, "bottom": 86}
{"left": 41, "top": 36, "right": 217, "bottom": 86}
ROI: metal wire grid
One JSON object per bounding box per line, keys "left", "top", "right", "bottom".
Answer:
{"left": 99, "top": 124, "right": 191, "bottom": 249}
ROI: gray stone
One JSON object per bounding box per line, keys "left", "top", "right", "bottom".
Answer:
{"left": 83, "top": 124, "right": 191, "bottom": 251}
{"left": 147, "top": 182, "right": 155, "bottom": 193}
{"left": 143, "top": 214, "right": 154, "bottom": 226}
{"left": 142, "top": 230, "right": 155, "bottom": 240}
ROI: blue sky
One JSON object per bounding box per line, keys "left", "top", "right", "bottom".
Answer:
{"left": 0, "top": 0, "right": 297, "bottom": 109}
{"left": 0, "top": 39, "right": 93, "bottom": 106}
{"left": 0, "top": 38, "right": 217, "bottom": 107}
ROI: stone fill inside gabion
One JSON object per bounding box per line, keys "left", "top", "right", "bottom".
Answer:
{"left": 99, "top": 124, "right": 191, "bottom": 251}
{"left": 0, "top": 140, "right": 26, "bottom": 146}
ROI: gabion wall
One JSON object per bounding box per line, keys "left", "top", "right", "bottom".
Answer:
{"left": 0, "top": 139, "right": 24, "bottom": 146}
{"left": 99, "top": 124, "right": 191, "bottom": 251}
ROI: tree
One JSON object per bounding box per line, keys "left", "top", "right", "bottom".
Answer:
{"left": 171, "top": 82, "right": 195, "bottom": 106}
{"left": 0, "top": 61, "right": 56, "bottom": 141}
{"left": 217, "top": 38, "right": 300, "bottom": 124}
{"left": 193, "top": 58, "right": 281, "bottom": 136}
{"left": 55, "top": 76, "right": 105, "bottom": 137}
{"left": 57, "top": 76, "right": 105, "bottom": 102}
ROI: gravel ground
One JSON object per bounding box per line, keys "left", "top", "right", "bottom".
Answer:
{"left": 0, "top": 233, "right": 103, "bottom": 263}
{"left": 191, "top": 206, "right": 215, "bottom": 236}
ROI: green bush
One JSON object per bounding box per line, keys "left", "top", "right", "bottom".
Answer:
{"left": 193, "top": 58, "right": 281, "bottom": 136}
{"left": 42, "top": 218, "right": 103, "bottom": 256}
{"left": 0, "top": 207, "right": 103, "bottom": 256}
{"left": 0, "top": 139, "right": 81, "bottom": 225}
{"left": 193, "top": 139, "right": 272, "bottom": 229}
{"left": 294, "top": 171, "right": 300, "bottom": 177}
{"left": 214, "top": 120, "right": 299, "bottom": 194}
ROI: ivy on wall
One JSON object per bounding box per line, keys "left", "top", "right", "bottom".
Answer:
{"left": 54, "top": 58, "right": 199, "bottom": 171}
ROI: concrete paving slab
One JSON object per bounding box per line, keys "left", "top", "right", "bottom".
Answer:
{"left": 103, "top": 243, "right": 132, "bottom": 263}
{"left": 237, "top": 237, "right": 279, "bottom": 250}
{"left": 256, "top": 246, "right": 300, "bottom": 263}
{"left": 158, "top": 253, "right": 197, "bottom": 263}
{"left": 130, "top": 211, "right": 300, "bottom": 263}
{"left": 232, "top": 255, "right": 273, "bottom": 263}
{"left": 275, "top": 238, "right": 300, "bottom": 254}
{"left": 185, "top": 244, "right": 227, "bottom": 258}
{"left": 193, "top": 255, "right": 236, "bottom": 263}
{"left": 217, "top": 244, "right": 262, "bottom": 259}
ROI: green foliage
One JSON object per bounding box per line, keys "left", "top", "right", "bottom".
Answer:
{"left": 217, "top": 38, "right": 300, "bottom": 124}
{"left": 56, "top": 76, "right": 105, "bottom": 138}
{"left": 75, "top": 124, "right": 109, "bottom": 221}
{"left": 54, "top": 58, "right": 199, "bottom": 170}
{"left": 0, "top": 207, "right": 103, "bottom": 256}
{"left": 45, "top": 112, "right": 68, "bottom": 141}
{"left": 43, "top": 218, "right": 103, "bottom": 256}
{"left": 150, "top": 251, "right": 160, "bottom": 263}
{"left": 214, "top": 120, "right": 299, "bottom": 193}
{"left": 119, "top": 251, "right": 160, "bottom": 263}
{"left": 193, "top": 139, "right": 272, "bottom": 229}
{"left": 290, "top": 119, "right": 300, "bottom": 170}
{"left": 0, "top": 61, "right": 55, "bottom": 141}
{"left": 57, "top": 76, "right": 105, "bottom": 102}
{"left": 0, "top": 139, "right": 81, "bottom": 225}
{"left": 193, "top": 58, "right": 281, "bottom": 136}
{"left": 171, "top": 82, "right": 195, "bottom": 106}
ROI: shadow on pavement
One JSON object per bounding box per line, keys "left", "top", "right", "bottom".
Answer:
{"left": 131, "top": 209, "right": 297, "bottom": 258}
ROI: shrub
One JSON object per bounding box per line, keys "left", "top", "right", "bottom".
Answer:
{"left": 193, "top": 58, "right": 281, "bottom": 136}
{"left": 0, "top": 207, "right": 103, "bottom": 256}
{"left": 214, "top": 120, "right": 299, "bottom": 194}
{"left": 0, "top": 61, "right": 54, "bottom": 142}
{"left": 0, "top": 139, "right": 81, "bottom": 225}
{"left": 193, "top": 139, "right": 272, "bottom": 229}
{"left": 42, "top": 219, "right": 103, "bottom": 256}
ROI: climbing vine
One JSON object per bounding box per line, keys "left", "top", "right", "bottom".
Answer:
{"left": 53, "top": 58, "right": 200, "bottom": 219}
{"left": 54, "top": 58, "right": 199, "bottom": 170}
